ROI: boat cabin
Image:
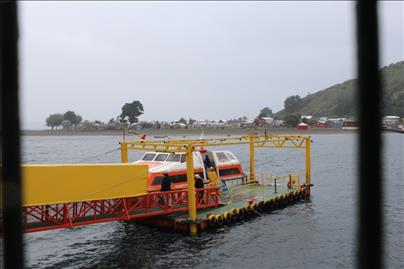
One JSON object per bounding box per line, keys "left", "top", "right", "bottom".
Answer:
{"left": 134, "top": 150, "right": 244, "bottom": 192}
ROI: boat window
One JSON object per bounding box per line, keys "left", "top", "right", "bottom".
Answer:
{"left": 142, "top": 153, "right": 156, "bottom": 161}
{"left": 180, "top": 154, "right": 186, "bottom": 163}
{"left": 166, "top": 153, "right": 181, "bottom": 162}
{"left": 155, "top": 154, "right": 169, "bottom": 162}
{"left": 216, "top": 152, "right": 230, "bottom": 162}
{"left": 226, "top": 152, "right": 236, "bottom": 160}
{"left": 172, "top": 174, "right": 187, "bottom": 183}
{"left": 152, "top": 176, "right": 163, "bottom": 185}
{"left": 219, "top": 168, "right": 241, "bottom": 176}
{"left": 151, "top": 172, "right": 205, "bottom": 185}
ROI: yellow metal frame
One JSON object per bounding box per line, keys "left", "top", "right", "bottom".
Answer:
{"left": 119, "top": 134, "right": 311, "bottom": 235}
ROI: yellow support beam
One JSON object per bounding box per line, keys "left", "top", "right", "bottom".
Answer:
{"left": 121, "top": 134, "right": 310, "bottom": 150}
{"left": 185, "top": 145, "right": 198, "bottom": 235}
{"left": 120, "top": 142, "right": 129, "bottom": 163}
{"left": 21, "top": 163, "right": 148, "bottom": 207}
{"left": 305, "top": 137, "right": 311, "bottom": 187}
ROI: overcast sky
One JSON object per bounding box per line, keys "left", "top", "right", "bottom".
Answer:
{"left": 20, "top": 1, "right": 403, "bottom": 129}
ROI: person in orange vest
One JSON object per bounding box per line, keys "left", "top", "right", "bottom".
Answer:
{"left": 207, "top": 166, "right": 218, "bottom": 187}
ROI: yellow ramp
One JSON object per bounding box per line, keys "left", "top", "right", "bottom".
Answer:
{"left": 22, "top": 163, "right": 148, "bottom": 207}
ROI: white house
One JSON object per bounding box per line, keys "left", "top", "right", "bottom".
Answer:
{"left": 382, "top": 116, "right": 400, "bottom": 126}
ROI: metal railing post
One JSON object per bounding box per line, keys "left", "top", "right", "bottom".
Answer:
{"left": 305, "top": 136, "right": 311, "bottom": 194}
{"left": 249, "top": 135, "right": 256, "bottom": 182}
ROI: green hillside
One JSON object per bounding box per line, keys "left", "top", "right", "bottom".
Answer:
{"left": 276, "top": 61, "right": 404, "bottom": 117}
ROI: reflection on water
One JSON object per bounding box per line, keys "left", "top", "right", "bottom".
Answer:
{"left": 22, "top": 133, "right": 403, "bottom": 268}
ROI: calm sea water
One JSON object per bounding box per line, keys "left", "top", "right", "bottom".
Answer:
{"left": 22, "top": 133, "right": 403, "bottom": 269}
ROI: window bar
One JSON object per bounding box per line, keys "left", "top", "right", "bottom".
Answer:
{"left": 0, "top": 1, "right": 24, "bottom": 268}
{"left": 356, "top": 1, "right": 383, "bottom": 268}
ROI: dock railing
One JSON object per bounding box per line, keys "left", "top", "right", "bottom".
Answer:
{"left": 20, "top": 187, "right": 220, "bottom": 233}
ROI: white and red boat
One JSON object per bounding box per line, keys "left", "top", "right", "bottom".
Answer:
{"left": 134, "top": 149, "right": 245, "bottom": 192}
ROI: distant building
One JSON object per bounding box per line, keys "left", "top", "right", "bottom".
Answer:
{"left": 301, "top": 115, "right": 313, "bottom": 120}
{"left": 261, "top": 117, "right": 274, "bottom": 125}
{"left": 273, "top": 120, "right": 285, "bottom": 127}
{"left": 326, "top": 118, "right": 344, "bottom": 129}
{"left": 342, "top": 118, "right": 359, "bottom": 130}
{"left": 315, "top": 122, "right": 328, "bottom": 128}
{"left": 296, "top": 122, "right": 309, "bottom": 130}
{"left": 170, "top": 122, "right": 187, "bottom": 128}
{"left": 301, "top": 115, "right": 317, "bottom": 125}
{"left": 241, "top": 119, "right": 255, "bottom": 128}
{"left": 382, "top": 116, "right": 400, "bottom": 128}
{"left": 318, "top": 117, "right": 328, "bottom": 123}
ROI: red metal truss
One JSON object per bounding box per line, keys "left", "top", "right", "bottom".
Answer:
{"left": 19, "top": 187, "right": 219, "bottom": 233}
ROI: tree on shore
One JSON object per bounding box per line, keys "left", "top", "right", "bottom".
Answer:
{"left": 46, "top": 113, "right": 64, "bottom": 130}
{"left": 61, "top": 120, "right": 72, "bottom": 130}
{"left": 284, "top": 114, "right": 300, "bottom": 127}
{"left": 284, "top": 95, "right": 302, "bottom": 113}
{"left": 46, "top": 111, "right": 83, "bottom": 130}
{"left": 64, "top": 111, "right": 82, "bottom": 127}
{"left": 120, "top": 100, "right": 144, "bottom": 124}
{"left": 258, "top": 107, "right": 273, "bottom": 118}
{"left": 178, "top": 118, "right": 187, "bottom": 125}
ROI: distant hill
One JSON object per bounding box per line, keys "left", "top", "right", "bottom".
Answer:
{"left": 276, "top": 61, "right": 404, "bottom": 118}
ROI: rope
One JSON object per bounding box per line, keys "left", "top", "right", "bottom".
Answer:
{"left": 75, "top": 147, "right": 120, "bottom": 163}
{"left": 69, "top": 176, "right": 143, "bottom": 203}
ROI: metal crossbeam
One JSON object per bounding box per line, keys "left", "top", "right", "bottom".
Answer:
{"left": 121, "top": 135, "right": 310, "bottom": 151}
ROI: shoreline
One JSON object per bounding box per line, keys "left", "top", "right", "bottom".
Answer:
{"left": 22, "top": 128, "right": 357, "bottom": 136}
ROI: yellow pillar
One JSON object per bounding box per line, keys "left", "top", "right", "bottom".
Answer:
{"left": 305, "top": 137, "right": 311, "bottom": 187}
{"left": 249, "top": 135, "right": 256, "bottom": 182}
{"left": 185, "top": 145, "right": 197, "bottom": 235}
{"left": 120, "top": 142, "right": 128, "bottom": 163}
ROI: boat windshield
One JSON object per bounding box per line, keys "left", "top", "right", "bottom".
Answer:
{"left": 154, "top": 153, "right": 169, "bottom": 162}
{"left": 142, "top": 153, "right": 156, "bottom": 161}
{"left": 226, "top": 152, "right": 236, "bottom": 160}
{"left": 216, "top": 152, "right": 230, "bottom": 162}
{"left": 166, "top": 154, "right": 181, "bottom": 162}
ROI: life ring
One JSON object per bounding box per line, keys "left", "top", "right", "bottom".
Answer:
{"left": 252, "top": 203, "right": 260, "bottom": 212}
{"left": 268, "top": 198, "right": 275, "bottom": 211}
{"left": 223, "top": 212, "right": 232, "bottom": 224}
{"left": 231, "top": 208, "right": 240, "bottom": 221}
{"left": 239, "top": 207, "right": 246, "bottom": 218}
{"left": 258, "top": 201, "right": 265, "bottom": 212}
{"left": 299, "top": 190, "right": 304, "bottom": 199}
{"left": 208, "top": 214, "right": 216, "bottom": 226}
{"left": 215, "top": 215, "right": 224, "bottom": 226}
{"left": 288, "top": 193, "right": 294, "bottom": 204}
{"left": 245, "top": 206, "right": 254, "bottom": 217}
{"left": 263, "top": 200, "right": 270, "bottom": 211}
